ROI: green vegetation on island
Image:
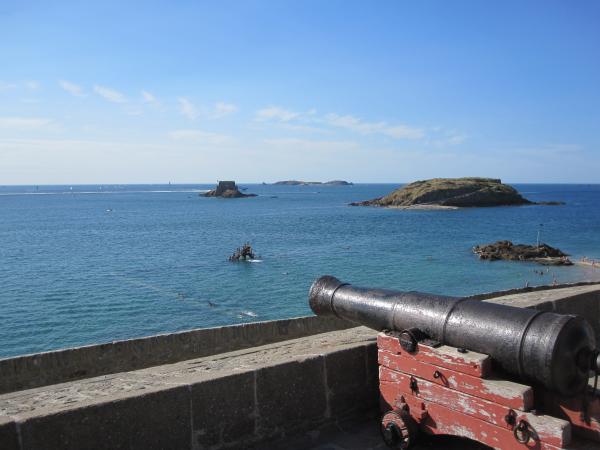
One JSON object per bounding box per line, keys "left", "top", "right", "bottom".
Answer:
{"left": 350, "top": 177, "right": 534, "bottom": 208}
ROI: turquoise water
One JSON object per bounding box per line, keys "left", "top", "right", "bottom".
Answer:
{"left": 1, "top": 183, "right": 599, "bottom": 358}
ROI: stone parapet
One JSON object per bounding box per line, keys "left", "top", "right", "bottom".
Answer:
{"left": 0, "top": 327, "right": 378, "bottom": 450}
{"left": 0, "top": 315, "right": 354, "bottom": 395}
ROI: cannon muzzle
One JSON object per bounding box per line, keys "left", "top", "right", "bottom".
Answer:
{"left": 309, "top": 275, "right": 597, "bottom": 396}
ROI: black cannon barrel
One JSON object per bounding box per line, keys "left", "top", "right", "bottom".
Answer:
{"left": 309, "top": 275, "right": 597, "bottom": 396}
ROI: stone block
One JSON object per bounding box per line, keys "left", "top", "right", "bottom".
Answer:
{"left": 191, "top": 371, "right": 256, "bottom": 449}
{"left": 19, "top": 386, "right": 191, "bottom": 450}
{"left": 256, "top": 356, "right": 326, "bottom": 438}
{"left": 364, "top": 342, "right": 379, "bottom": 407}
{"left": 325, "top": 345, "right": 371, "bottom": 417}
{"left": 0, "top": 416, "right": 19, "bottom": 450}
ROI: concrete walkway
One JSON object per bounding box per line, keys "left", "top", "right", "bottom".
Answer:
{"left": 259, "top": 416, "right": 492, "bottom": 450}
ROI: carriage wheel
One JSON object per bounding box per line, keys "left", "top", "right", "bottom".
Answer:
{"left": 380, "top": 409, "right": 418, "bottom": 449}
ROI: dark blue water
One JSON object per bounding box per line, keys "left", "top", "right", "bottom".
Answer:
{"left": 1, "top": 183, "right": 599, "bottom": 358}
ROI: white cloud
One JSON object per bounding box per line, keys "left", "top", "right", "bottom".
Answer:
{"left": 93, "top": 85, "right": 126, "bottom": 103}
{"left": 255, "top": 106, "right": 299, "bottom": 122}
{"left": 60, "top": 80, "right": 85, "bottom": 97}
{"left": 212, "top": 102, "right": 238, "bottom": 118}
{"left": 263, "top": 138, "right": 359, "bottom": 152}
{"left": 0, "top": 117, "right": 56, "bottom": 131}
{"left": 384, "top": 125, "right": 425, "bottom": 140}
{"left": 427, "top": 129, "right": 467, "bottom": 147}
{"left": 255, "top": 106, "right": 425, "bottom": 141}
{"left": 142, "top": 90, "right": 157, "bottom": 103}
{"left": 0, "top": 82, "right": 18, "bottom": 91}
{"left": 125, "top": 108, "right": 144, "bottom": 116}
{"left": 324, "top": 114, "right": 424, "bottom": 140}
{"left": 445, "top": 134, "right": 466, "bottom": 145}
{"left": 510, "top": 144, "right": 583, "bottom": 158}
{"left": 1, "top": 81, "right": 40, "bottom": 92}
{"left": 169, "top": 129, "right": 235, "bottom": 145}
{"left": 277, "top": 123, "right": 331, "bottom": 134}
{"left": 25, "top": 81, "right": 40, "bottom": 90}
{"left": 178, "top": 97, "right": 198, "bottom": 120}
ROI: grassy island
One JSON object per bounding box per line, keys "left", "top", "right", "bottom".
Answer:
{"left": 350, "top": 177, "right": 532, "bottom": 208}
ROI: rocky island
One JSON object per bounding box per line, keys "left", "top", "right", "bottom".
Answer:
{"left": 202, "top": 181, "right": 257, "bottom": 198}
{"left": 228, "top": 243, "right": 257, "bottom": 261}
{"left": 473, "top": 240, "right": 573, "bottom": 265}
{"left": 274, "top": 180, "right": 353, "bottom": 186}
{"left": 350, "top": 177, "right": 533, "bottom": 208}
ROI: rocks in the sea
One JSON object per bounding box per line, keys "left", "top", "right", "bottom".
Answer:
{"left": 273, "top": 180, "right": 353, "bottom": 186}
{"left": 229, "top": 243, "right": 256, "bottom": 261}
{"left": 473, "top": 240, "right": 573, "bottom": 265}
{"left": 350, "top": 177, "right": 535, "bottom": 208}
{"left": 536, "top": 201, "right": 566, "bottom": 206}
{"left": 202, "top": 181, "right": 257, "bottom": 198}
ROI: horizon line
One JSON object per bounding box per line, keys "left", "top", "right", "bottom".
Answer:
{"left": 2, "top": 181, "right": 600, "bottom": 187}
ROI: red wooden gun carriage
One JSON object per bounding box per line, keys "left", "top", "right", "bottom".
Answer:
{"left": 378, "top": 330, "right": 600, "bottom": 449}
{"left": 309, "top": 276, "right": 600, "bottom": 449}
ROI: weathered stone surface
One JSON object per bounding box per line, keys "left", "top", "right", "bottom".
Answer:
{"left": 364, "top": 343, "right": 379, "bottom": 407}
{"left": 191, "top": 371, "right": 256, "bottom": 449}
{"left": 0, "top": 315, "right": 355, "bottom": 395}
{"left": 256, "top": 416, "right": 495, "bottom": 450}
{"left": 256, "top": 357, "right": 327, "bottom": 439}
{"left": 0, "top": 416, "right": 18, "bottom": 450}
{"left": 350, "top": 177, "right": 532, "bottom": 208}
{"left": 18, "top": 386, "right": 191, "bottom": 450}
{"left": 0, "top": 327, "right": 377, "bottom": 450}
{"left": 325, "top": 346, "right": 369, "bottom": 417}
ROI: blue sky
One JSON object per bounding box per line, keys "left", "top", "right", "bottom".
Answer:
{"left": 0, "top": 0, "right": 598, "bottom": 184}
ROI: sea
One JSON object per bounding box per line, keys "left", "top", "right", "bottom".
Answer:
{"left": 1, "top": 183, "right": 599, "bottom": 359}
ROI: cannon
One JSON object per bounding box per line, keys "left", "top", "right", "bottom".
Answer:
{"left": 309, "top": 276, "right": 600, "bottom": 396}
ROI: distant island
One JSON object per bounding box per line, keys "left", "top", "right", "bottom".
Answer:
{"left": 202, "top": 181, "right": 257, "bottom": 198}
{"left": 350, "top": 177, "right": 555, "bottom": 209}
{"left": 273, "top": 180, "right": 353, "bottom": 186}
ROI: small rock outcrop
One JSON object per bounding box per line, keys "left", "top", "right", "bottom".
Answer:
{"left": 229, "top": 243, "right": 256, "bottom": 261}
{"left": 203, "top": 181, "right": 256, "bottom": 198}
{"left": 536, "top": 201, "right": 566, "bottom": 206}
{"left": 473, "top": 240, "right": 573, "bottom": 265}
{"left": 273, "top": 180, "right": 353, "bottom": 186}
{"left": 350, "top": 178, "right": 532, "bottom": 208}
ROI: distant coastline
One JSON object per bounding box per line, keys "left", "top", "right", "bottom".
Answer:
{"left": 272, "top": 180, "right": 353, "bottom": 186}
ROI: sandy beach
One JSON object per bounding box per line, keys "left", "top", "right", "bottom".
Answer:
{"left": 577, "top": 258, "right": 600, "bottom": 269}
{"left": 386, "top": 204, "right": 460, "bottom": 210}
